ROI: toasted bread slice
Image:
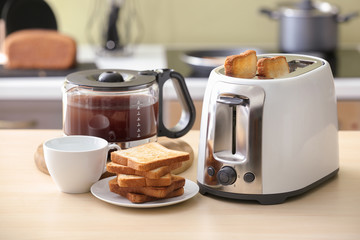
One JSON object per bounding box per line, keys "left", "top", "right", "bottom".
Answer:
{"left": 257, "top": 56, "right": 290, "bottom": 78}
{"left": 107, "top": 161, "right": 182, "bottom": 179}
{"left": 224, "top": 50, "right": 257, "bottom": 78}
{"left": 109, "top": 175, "right": 185, "bottom": 198}
{"left": 117, "top": 187, "right": 184, "bottom": 203}
{"left": 117, "top": 173, "right": 173, "bottom": 187}
{"left": 111, "top": 142, "right": 189, "bottom": 171}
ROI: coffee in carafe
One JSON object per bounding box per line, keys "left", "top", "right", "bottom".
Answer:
{"left": 64, "top": 94, "right": 159, "bottom": 143}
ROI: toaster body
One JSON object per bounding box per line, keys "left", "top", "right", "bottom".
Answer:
{"left": 197, "top": 54, "right": 339, "bottom": 204}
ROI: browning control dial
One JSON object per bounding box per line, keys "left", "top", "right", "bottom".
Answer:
{"left": 217, "top": 166, "right": 237, "bottom": 185}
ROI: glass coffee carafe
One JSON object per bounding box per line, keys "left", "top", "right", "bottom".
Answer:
{"left": 63, "top": 69, "right": 196, "bottom": 148}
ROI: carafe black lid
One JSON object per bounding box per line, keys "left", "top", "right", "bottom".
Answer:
{"left": 66, "top": 69, "right": 158, "bottom": 91}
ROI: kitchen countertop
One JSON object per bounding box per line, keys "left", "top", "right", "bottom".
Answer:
{"left": 0, "top": 129, "right": 359, "bottom": 239}
{"left": 1, "top": 45, "right": 360, "bottom": 101}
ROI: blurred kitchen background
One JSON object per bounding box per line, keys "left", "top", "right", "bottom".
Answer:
{"left": 47, "top": 0, "right": 359, "bottom": 47}
{"left": 0, "top": 0, "right": 360, "bottom": 130}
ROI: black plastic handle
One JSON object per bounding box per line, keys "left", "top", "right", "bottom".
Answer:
{"left": 156, "top": 69, "right": 196, "bottom": 138}
{"left": 337, "top": 12, "right": 358, "bottom": 23}
{"left": 259, "top": 8, "right": 279, "bottom": 20}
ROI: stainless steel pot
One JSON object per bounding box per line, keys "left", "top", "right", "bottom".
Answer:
{"left": 260, "top": 0, "right": 358, "bottom": 53}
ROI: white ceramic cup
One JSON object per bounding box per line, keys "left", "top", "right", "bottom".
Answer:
{"left": 43, "top": 135, "right": 120, "bottom": 193}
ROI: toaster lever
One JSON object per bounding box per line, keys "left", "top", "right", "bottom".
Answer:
{"left": 216, "top": 96, "right": 249, "bottom": 155}
{"left": 217, "top": 96, "right": 248, "bottom": 106}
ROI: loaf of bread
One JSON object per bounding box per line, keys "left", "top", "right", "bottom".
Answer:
{"left": 224, "top": 50, "right": 257, "bottom": 78}
{"left": 257, "top": 56, "right": 290, "bottom": 79}
{"left": 3, "top": 29, "right": 76, "bottom": 69}
{"left": 111, "top": 142, "right": 189, "bottom": 171}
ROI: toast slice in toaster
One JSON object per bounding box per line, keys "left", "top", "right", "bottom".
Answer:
{"left": 257, "top": 56, "right": 290, "bottom": 78}
{"left": 224, "top": 50, "right": 257, "bottom": 78}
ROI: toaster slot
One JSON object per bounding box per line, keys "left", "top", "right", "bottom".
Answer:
{"left": 288, "top": 59, "right": 315, "bottom": 73}
{"left": 253, "top": 54, "right": 323, "bottom": 78}
{"left": 213, "top": 95, "right": 249, "bottom": 163}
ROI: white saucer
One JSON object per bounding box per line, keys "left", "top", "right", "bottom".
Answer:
{"left": 91, "top": 176, "right": 199, "bottom": 208}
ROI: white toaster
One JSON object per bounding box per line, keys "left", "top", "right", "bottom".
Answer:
{"left": 197, "top": 54, "right": 339, "bottom": 204}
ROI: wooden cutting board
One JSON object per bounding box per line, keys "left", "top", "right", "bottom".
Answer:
{"left": 34, "top": 137, "right": 194, "bottom": 178}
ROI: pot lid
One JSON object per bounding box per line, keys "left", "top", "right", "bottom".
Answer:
{"left": 278, "top": 0, "right": 339, "bottom": 17}
{"left": 66, "top": 69, "right": 158, "bottom": 91}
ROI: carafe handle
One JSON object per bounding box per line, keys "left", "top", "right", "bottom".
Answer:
{"left": 156, "top": 69, "right": 196, "bottom": 138}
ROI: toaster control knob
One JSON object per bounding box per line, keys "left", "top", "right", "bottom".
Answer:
{"left": 207, "top": 166, "right": 215, "bottom": 176}
{"left": 243, "top": 172, "right": 255, "bottom": 183}
{"left": 217, "top": 166, "right": 237, "bottom": 185}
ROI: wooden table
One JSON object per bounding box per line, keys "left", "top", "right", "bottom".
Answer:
{"left": 0, "top": 130, "right": 359, "bottom": 240}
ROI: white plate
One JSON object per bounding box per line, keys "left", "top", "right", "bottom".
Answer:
{"left": 90, "top": 176, "right": 199, "bottom": 208}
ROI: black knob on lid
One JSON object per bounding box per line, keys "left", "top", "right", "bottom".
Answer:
{"left": 98, "top": 71, "right": 124, "bottom": 82}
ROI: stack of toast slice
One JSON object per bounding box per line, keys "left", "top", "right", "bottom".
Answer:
{"left": 107, "top": 142, "right": 190, "bottom": 203}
